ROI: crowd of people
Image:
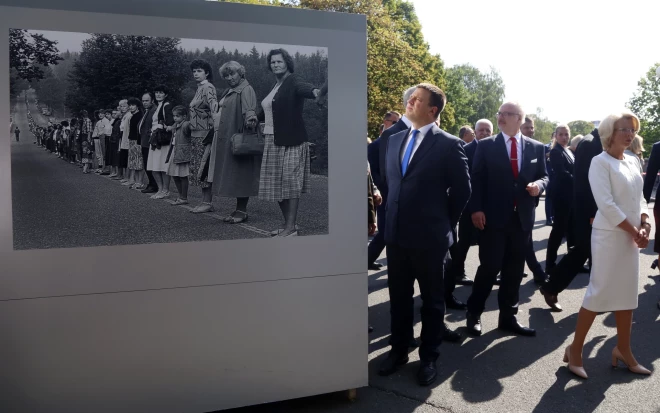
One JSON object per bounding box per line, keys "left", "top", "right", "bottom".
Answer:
{"left": 24, "top": 49, "right": 327, "bottom": 237}
{"left": 366, "top": 83, "right": 658, "bottom": 386}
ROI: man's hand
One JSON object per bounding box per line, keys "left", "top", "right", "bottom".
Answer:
{"left": 368, "top": 223, "right": 377, "bottom": 236}
{"left": 526, "top": 182, "right": 540, "bottom": 197}
{"left": 472, "top": 211, "right": 486, "bottom": 230}
{"left": 373, "top": 192, "right": 382, "bottom": 207}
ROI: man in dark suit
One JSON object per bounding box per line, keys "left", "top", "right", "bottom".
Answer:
{"left": 378, "top": 83, "right": 470, "bottom": 386}
{"left": 643, "top": 141, "right": 660, "bottom": 310}
{"left": 446, "top": 119, "right": 493, "bottom": 294}
{"left": 465, "top": 102, "right": 548, "bottom": 337}
{"left": 138, "top": 92, "right": 158, "bottom": 194}
{"left": 540, "top": 128, "right": 601, "bottom": 311}
{"left": 367, "top": 87, "right": 416, "bottom": 270}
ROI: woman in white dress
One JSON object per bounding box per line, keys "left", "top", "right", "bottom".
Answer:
{"left": 564, "top": 111, "right": 652, "bottom": 379}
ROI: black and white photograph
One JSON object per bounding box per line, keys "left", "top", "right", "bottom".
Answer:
{"left": 9, "top": 29, "right": 329, "bottom": 250}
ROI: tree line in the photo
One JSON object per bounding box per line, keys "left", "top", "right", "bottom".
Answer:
{"left": 10, "top": 29, "right": 329, "bottom": 174}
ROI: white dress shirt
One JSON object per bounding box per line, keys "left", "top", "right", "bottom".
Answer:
{"left": 400, "top": 122, "right": 435, "bottom": 166}
{"left": 400, "top": 115, "right": 412, "bottom": 128}
{"left": 502, "top": 131, "right": 523, "bottom": 171}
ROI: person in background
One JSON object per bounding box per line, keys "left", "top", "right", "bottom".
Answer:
{"left": 166, "top": 105, "right": 193, "bottom": 206}
{"left": 569, "top": 134, "right": 584, "bottom": 153}
{"left": 14, "top": 127, "right": 20, "bottom": 142}
{"left": 545, "top": 132, "right": 556, "bottom": 226}
{"left": 624, "top": 134, "right": 644, "bottom": 174}
{"left": 458, "top": 125, "right": 476, "bottom": 145}
{"left": 642, "top": 134, "right": 660, "bottom": 310}
{"left": 125, "top": 97, "right": 144, "bottom": 188}
{"left": 148, "top": 85, "right": 174, "bottom": 199}
{"left": 138, "top": 92, "right": 158, "bottom": 193}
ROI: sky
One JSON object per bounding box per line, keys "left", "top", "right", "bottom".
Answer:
{"left": 30, "top": 30, "right": 326, "bottom": 58}
{"left": 411, "top": 0, "right": 660, "bottom": 124}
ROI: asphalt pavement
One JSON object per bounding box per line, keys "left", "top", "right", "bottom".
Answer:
{"left": 10, "top": 91, "right": 328, "bottom": 250}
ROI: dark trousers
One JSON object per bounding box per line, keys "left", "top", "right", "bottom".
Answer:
{"left": 367, "top": 203, "right": 386, "bottom": 265}
{"left": 546, "top": 197, "right": 574, "bottom": 269}
{"left": 387, "top": 244, "right": 447, "bottom": 362}
{"left": 525, "top": 231, "right": 544, "bottom": 276}
{"left": 467, "top": 211, "right": 527, "bottom": 320}
{"left": 544, "top": 222, "right": 592, "bottom": 295}
{"left": 545, "top": 183, "right": 554, "bottom": 220}
{"left": 448, "top": 215, "right": 477, "bottom": 280}
{"left": 142, "top": 147, "right": 157, "bottom": 188}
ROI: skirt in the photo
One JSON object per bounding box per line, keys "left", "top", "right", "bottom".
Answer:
{"left": 167, "top": 161, "right": 190, "bottom": 178}
{"left": 189, "top": 133, "right": 212, "bottom": 189}
{"left": 118, "top": 148, "right": 129, "bottom": 168}
{"left": 258, "top": 134, "right": 310, "bottom": 202}
{"left": 147, "top": 145, "right": 170, "bottom": 172}
{"left": 128, "top": 141, "right": 143, "bottom": 170}
{"left": 582, "top": 228, "right": 639, "bottom": 312}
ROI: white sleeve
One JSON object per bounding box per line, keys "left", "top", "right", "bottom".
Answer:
{"left": 589, "top": 156, "right": 627, "bottom": 227}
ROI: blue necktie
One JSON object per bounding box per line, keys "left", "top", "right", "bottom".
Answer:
{"left": 401, "top": 129, "right": 419, "bottom": 176}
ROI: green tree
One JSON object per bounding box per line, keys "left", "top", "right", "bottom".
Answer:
{"left": 627, "top": 63, "right": 660, "bottom": 152}
{"left": 567, "top": 120, "right": 594, "bottom": 137}
{"left": 10, "top": 29, "right": 62, "bottom": 82}
{"left": 528, "top": 108, "right": 557, "bottom": 143}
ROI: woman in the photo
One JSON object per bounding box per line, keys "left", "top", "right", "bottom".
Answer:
{"left": 564, "top": 111, "right": 651, "bottom": 379}
{"left": 108, "top": 108, "right": 123, "bottom": 180}
{"left": 148, "top": 85, "right": 174, "bottom": 199}
{"left": 208, "top": 61, "right": 260, "bottom": 224}
{"left": 166, "top": 105, "right": 193, "bottom": 205}
{"left": 258, "top": 48, "right": 323, "bottom": 237}
{"left": 625, "top": 134, "right": 645, "bottom": 174}
{"left": 125, "top": 97, "right": 144, "bottom": 188}
{"left": 117, "top": 99, "right": 131, "bottom": 182}
{"left": 187, "top": 59, "right": 219, "bottom": 213}
{"left": 81, "top": 112, "right": 95, "bottom": 174}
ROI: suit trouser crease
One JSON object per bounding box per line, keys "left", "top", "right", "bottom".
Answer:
{"left": 546, "top": 197, "right": 574, "bottom": 268}
{"left": 467, "top": 211, "right": 526, "bottom": 320}
{"left": 387, "top": 244, "right": 446, "bottom": 362}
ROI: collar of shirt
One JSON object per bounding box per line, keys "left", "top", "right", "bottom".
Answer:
{"left": 401, "top": 115, "right": 412, "bottom": 128}
{"left": 502, "top": 131, "right": 523, "bottom": 170}
{"left": 400, "top": 122, "right": 436, "bottom": 164}
{"left": 200, "top": 80, "right": 209, "bottom": 86}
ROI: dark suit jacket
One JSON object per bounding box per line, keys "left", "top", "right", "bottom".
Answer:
{"left": 573, "top": 128, "right": 602, "bottom": 221}
{"left": 643, "top": 141, "right": 660, "bottom": 205}
{"left": 384, "top": 125, "right": 471, "bottom": 249}
{"left": 548, "top": 144, "right": 574, "bottom": 202}
{"left": 368, "top": 118, "right": 409, "bottom": 201}
{"left": 139, "top": 105, "right": 158, "bottom": 149}
{"left": 468, "top": 133, "right": 548, "bottom": 232}
{"left": 464, "top": 139, "right": 479, "bottom": 174}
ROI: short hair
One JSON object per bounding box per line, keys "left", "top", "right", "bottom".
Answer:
{"left": 93, "top": 109, "right": 101, "bottom": 118}
{"left": 104, "top": 109, "right": 114, "bottom": 115}
{"left": 629, "top": 134, "right": 645, "bottom": 154}
{"left": 219, "top": 60, "right": 246, "bottom": 78}
{"left": 171, "top": 105, "right": 187, "bottom": 117}
{"left": 598, "top": 110, "right": 640, "bottom": 150}
{"left": 127, "top": 97, "right": 142, "bottom": 107}
{"left": 154, "top": 84, "right": 169, "bottom": 96}
{"left": 403, "top": 86, "right": 417, "bottom": 107}
{"left": 524, "top": 116, "right": 534, "bottom": 124}
{"left": 570, "top": 135, "right": 584, "bottom": 148}
{"left": 458, "top": 125, "right": 473, "bottom": 139}
{"left": 415, "top": 83, "right": 447, "bottom": 119}
{"left": 501, "top": 101, "right": 525, "bottom": 121}
{"left": 80, "top": 110, "right": 88, "bottom": 116}
{"left": 383, "top": 111, "right": 400, "bottom": 122}
{"left": 267, "top": 48, "right": 295, "bottom": 73}
{"left": 142, "top": 92, "right": 155, "bottom": 102}
{"left": 475, "top": 118, "right": 493, "bottom": 130}
{"left": 190, "top": 59, "right": 214, "bottom": 82}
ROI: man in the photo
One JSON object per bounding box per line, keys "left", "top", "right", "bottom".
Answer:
{"left": 14, "top": 127, "right": 20, "bottom": 142}
{"left": 138, "top": 92, "right": 158, "bottom": 193}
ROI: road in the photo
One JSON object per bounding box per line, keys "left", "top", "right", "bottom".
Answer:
{"left": 10, "top": 90, "right": 328, "bottom": 250}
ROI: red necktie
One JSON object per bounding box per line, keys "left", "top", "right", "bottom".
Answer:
{"left": 510, "top": 137, "right": 519, "bottom": 178}
{"left": 511, "top": 137, "right": 518, "bottom": 207}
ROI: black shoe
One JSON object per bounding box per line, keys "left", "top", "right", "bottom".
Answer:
{"left": 466, "top": 313, "right": 482, "bottom": 336}
{"left": 498, "top": 319, "right": 536, "bottom": 336}
{"left": 378, "top": 352, "right": 409, "bottom": 376}
{"left": 546, "top": 219, "right": 553, "bottom": 226}
{"left": 368, "top": 325, "right": 374, "bottom": 333}
{"left": 368, "top": 262, "right": 383, "bottom": 270}
{"left": 522, "top": 272, "right": 529, "bottom": 278}
{"left": 455, "top": 274, "right": 474, "bottom": 286}
{"left": 539, "top": 287, "right": 562, "bottom": 312}
{"left": 141, "top": 186, "right": 158, "bottom": 194}
{"left": 417, "top": 361, "right": 437, "bottom": 386}
{"left": 446, "top": 295, "right": 467, "bottom": 310}
{"left": 494, "top": 274, "right": 501, "bottom": 285}
{"left": 442, "top": 324, "right": 462, "bottom": 342}
{"left": 408, "top": 338, "right": 419, "bottom": 348}
{"left": 533, "top": 272, "right": 548, "bottom": 285}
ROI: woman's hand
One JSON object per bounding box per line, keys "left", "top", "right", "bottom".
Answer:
{"left": 246, "top": 115, "right": 258, "bottom": 129}
{"left": 155, "top": 124, "right": 164, "bottom": 130}
{"left": 166, "top": 126, "right": 173, "bottom": 132}
{"left": 635, "top": 228, "right": 649, "bottom": 248}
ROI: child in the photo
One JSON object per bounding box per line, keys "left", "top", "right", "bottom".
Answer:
{"left": 166, "top": 105, "right": 192, "bottom": 205}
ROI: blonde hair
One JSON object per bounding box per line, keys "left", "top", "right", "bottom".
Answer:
{"left": 598, "top": 110, "right": 640, "bottom": 150}
{"left": 629, "top": 134, "right": 644, "bottom": 155}
{"left": 551, "top": 124, "right": 570, "bottom": 148}
{"left": 570, "top": 134, "right": 584, "bottom": 150}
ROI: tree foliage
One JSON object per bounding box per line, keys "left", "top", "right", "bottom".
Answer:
{"left": 528, "top": 108, "right": 557, "bottom": 143}
{"left": 566, "top": 120, "right": 594, "bottom": 137}
{"left": 9, "top": 29, "right": 62, "bottom": 82}
{"left": 627, "top": 63, "right": 660, "bottom": 152}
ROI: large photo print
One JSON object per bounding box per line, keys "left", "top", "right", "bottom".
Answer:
{"left": 9, "top": 29, "right": 329, "bottom": 250}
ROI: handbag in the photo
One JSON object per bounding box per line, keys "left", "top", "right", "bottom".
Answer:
{"left": 230, "top": 123, "right": 264, "bottom": 156}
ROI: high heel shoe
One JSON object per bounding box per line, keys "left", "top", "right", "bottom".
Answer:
{"left": 563, "top": 345, "right": 588, "bottom": 379}
{"left": 611, "top": 347, "right": 651, "bottom": 375}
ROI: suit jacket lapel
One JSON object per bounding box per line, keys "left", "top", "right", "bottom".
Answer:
{"left": 521, "top": 137, "right": 536, "bottom": 176}
{"left": 390, "top": 128, "right": 409, "bottom": 179}
{"left": 564, "top": 147, "right": 575, "bottom": 164}
{"left": 405, "top": 127, "right": 438, "bottom": 176}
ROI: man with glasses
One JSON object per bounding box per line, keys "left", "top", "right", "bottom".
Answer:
{"left": 465, "top": 102, "right": 548, "bottom": 337}
{"left": 458, "top": 125, "right": 476, "bottom": 145}
{"left": 382, "top": 111, "right": 401, "bottom": 132}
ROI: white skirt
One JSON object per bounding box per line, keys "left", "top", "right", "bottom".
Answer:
{"left": 146, "top": 144, "right": 170, "bottom": 172}
{"left": 582, "top": 228, "right": 639, "bottom": 312}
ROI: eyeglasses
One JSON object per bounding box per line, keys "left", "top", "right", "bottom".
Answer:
{"left": 614, "top": 128, "right": 636, "bottom": 134}
{"left": 496, "top": 111, "right": 520, "bottom": 118}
